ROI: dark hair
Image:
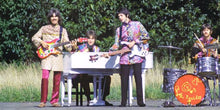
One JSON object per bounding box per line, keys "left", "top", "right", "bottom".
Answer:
{"left": 201, "top": 23, "right": 212, "bottom": 35}
{"left": 86, "top": 30, "right": 97, "bottom": 39}
{"left": 47, "top": 9, "right": 62, "bottom": 24}
{"left": 116, "top": 7, "right": 130, "bottom": 18}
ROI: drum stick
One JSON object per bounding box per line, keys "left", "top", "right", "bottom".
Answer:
{"left": 194, "top": 33, "right": 204, "bottom": 48}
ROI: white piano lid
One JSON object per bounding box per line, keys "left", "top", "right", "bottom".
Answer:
{"left": 70, "top": 52, "right": 120, "bottom": 69}
{"left": 63, "top": 52, "right": 153, "bottom": 70}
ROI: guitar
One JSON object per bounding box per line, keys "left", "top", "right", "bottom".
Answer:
{"left": 89, "top": 49, "right": 131, "bottom": 62}
{"left": 120, "top": 41, "right": 148, "bottom": 58}
{"left": 89, "top": 41, "right": 149, "bottom": 62}
{"left": 37, "top": 37, "right": 88, "bottom": 59}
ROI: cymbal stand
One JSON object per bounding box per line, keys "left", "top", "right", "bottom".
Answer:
{"left": 169, "top": 45, "right": 172, "bottom": 68}
{"left": 218, "top": 75, "right": 220, "bottom": 102}
{"left": 213, "top": 77, "right": 216, "bottom": 106}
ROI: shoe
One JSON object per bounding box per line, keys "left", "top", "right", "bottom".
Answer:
{"left": 87, "top": 101, "right": 90, "bottom": 106}
{"left": 162, "top": 101, "right": 169, "bottom": 107}
{"left": 119, "top": 104, "right": 126, "bottom": 107}
{"left": 138, "top": 104, "right": 146, "bottom": 107}
{"left": 162, "top": 101, "right": 175, "bottom": 107}
{"left": 38, "top": 102, "right": 46, "bottom": 108}
{"left": 105, "top": 101, "right": 113, "bottom": 106}
{"left": 168, "top": 102, "right": 175, "bottom": 107}
{"left": 51, "top": 103, "right": 60, "bottom": 107}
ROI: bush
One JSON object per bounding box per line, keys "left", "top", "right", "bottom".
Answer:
{"left": 0, "top": 0, "right": 220, "bottom": 62}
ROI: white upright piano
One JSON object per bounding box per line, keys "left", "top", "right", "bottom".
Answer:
{"left": 61, "top": 52, "right": 153, "bottom": 106}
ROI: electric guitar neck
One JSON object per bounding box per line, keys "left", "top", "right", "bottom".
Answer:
{"left": 37, "top": 37, "right": 88, "bottom": 59}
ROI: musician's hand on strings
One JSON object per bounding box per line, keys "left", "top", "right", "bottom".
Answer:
{"left": 102, "top": 53, "right": 110, "bottom": 58}
{"left": 71, "top": 39, "right": 78, "bottom": 49}
{"left": 128, "top": 41, "right": 135, "bottom": 48}
{"left": 41, "top": 41, "right": 49, "bottom": 49}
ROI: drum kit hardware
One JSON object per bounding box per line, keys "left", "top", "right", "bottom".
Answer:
{"left": 159, "top": 45, "right": 184, "bottom": 107}
{"left": 159, "top": 45, "right": 220, "bottom": 107}
{"left": 204, "top": 43, "right": 220, "bottom": 49}
{"left": 158, "top": 45, "right": 182, "bottom": 68}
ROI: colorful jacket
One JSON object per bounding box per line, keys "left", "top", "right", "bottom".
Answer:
{"left": 110, "top": 21, "right": 150, "bottom": 65}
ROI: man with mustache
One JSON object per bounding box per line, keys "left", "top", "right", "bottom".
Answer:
{"left": 32, "top": 9, "right": 76, "bottom": 108}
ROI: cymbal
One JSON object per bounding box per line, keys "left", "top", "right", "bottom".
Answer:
{"left": 204, "top": 43, "right": 220, "bottom": 49}
{"left": 158, "top": 45, "right": 182, "bottom": 50}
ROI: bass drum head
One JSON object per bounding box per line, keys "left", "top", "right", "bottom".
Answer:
{"left": 162, "top": 68, "right": 186, "bottom": 93}
{"left": 174, "top": 74, "right": 206, "bottom": 106}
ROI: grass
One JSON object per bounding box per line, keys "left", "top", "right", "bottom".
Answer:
{"left": 0, "top": 58, "right": 219, "bottom": 102}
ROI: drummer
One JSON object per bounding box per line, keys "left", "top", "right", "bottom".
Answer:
{"left": 192, "top": 24, "right": 218, "bottom": 62}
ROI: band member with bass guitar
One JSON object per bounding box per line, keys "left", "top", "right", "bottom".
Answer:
{"left": 104, "top": 8, "right": 150, "bottom": 107}
{"left": 32, "top": 9, "right": 76, "bottom": 108}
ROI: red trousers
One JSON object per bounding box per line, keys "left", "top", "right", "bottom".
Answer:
{"left": 40, "top": 69, "right": 61, "bottom": 104}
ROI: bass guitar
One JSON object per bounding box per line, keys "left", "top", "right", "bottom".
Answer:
{"left": 37, "top": 37, "right": 88, "bottom": 59}
{"left": 89, "top": 48, "right": 131, "bottom": 62}
{"left": 120, "top": 41, "right": 148, "bottom": 58}
{"left": 89, "top": 41, "right": 148, "bottom": 62}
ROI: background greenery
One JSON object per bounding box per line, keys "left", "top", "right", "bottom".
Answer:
{"left": 0, "top": 0, "right": 220, "bottom": 63}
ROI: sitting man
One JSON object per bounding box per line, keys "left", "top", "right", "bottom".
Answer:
{"left": 72, "top": 30, "right": 113, "bottom": 106}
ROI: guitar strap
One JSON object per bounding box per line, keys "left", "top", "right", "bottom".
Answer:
{"left": 119, "top": 26, "right": 122, "bottom": 49}
{"left": 119, "top": 26, "right": 122, "bottom": 44}
{"left": 59, "top": 26, "right": 63, "bottom": 42}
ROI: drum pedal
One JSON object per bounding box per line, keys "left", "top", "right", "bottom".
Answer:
{"left": 162, "top": 101, "right": 175, "bottom": 107}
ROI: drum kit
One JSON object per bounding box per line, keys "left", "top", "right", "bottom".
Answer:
{"left": 159, "top": 44, "right": 220, "bottom": 107}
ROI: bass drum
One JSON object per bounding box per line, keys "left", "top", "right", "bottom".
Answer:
{"left": 162, "top": 68, "right": 186, "bottom": 93}
{"left": 174, "top": 74, "right": 206, "bottom": 106}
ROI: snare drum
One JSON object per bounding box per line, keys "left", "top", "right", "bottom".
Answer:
{"left": 174, "top": 74, "right": 206, "bottom": 106}
{"left": 162, "top": 68, "right": 186, "bottom": 93}
{"left": 196, "top": 57, "right": 218, "bottom": 76}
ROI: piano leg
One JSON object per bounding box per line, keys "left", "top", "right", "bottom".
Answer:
{"left": 60, "top": 74, "right": 72, "bottom": 106}
{"left": 89, "top": 75, "right": 105, "bottom": 106}
{"left": 90, "top": 76, "right": 98, "bottom": 104}
{"left": 128, "top": 68, "right": 146, "bottom": 106}
{"left": 142, "top": 69, "right": 146, "bottom": 104}
{"left": 67, "top": 75, "right": 72, "bottom": 106}
{"left": 60, "top": 74, "right": 65, "bottom": 106}
{"left": 128, "top": 69, "right": 133, "bottom": 106}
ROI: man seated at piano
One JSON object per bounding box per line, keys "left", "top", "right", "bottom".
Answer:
{"left": 72, "top": 30, "right": 113, "bottom": 106}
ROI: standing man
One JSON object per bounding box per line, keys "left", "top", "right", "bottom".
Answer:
{"left": 106, "top": 7, "right": 150, "bottom": 107}
{"left": 32, "top": 9, "right": 75, "bottom": 108}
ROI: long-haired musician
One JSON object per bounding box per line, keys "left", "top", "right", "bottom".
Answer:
{"left": 32, "top": 9, "right": 76, "bottom": 107}
{"left": 72, "top": 30, "right": 113, "bottom": 106}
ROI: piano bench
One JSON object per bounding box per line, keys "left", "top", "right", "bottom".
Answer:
{"left": 64, "top": 76, "right": 94, "bottom": 106}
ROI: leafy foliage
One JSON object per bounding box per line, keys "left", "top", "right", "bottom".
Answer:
{"left": 0, "top": 0, "right": 220, "bottom": 63}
